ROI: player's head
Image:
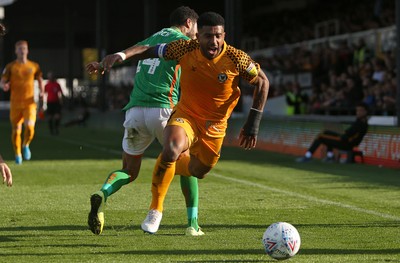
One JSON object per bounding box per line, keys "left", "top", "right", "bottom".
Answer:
{"left": 356, "top": 102, "right": 369, "bottom": 118}
{"left": 15, "top": 40, "right": 29, "bottom": 58}
{"left": 47, "top": 71, "right": 55, "bottom": 81}
{"left": 170, "top": 6, "right": 198, "bottom": 40}
{"left": 197, "top": 12, "right": 225, "bottom": 60}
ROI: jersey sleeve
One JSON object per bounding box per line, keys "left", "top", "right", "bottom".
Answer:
{"left": 163, "top": 39, "right": 197, "bottom": 63}
{"left": 34, "top": 62, "right": 43, "bottom": 79}
{"left": 228, "top": 46, "right": 260, "bottom": 84}
{"left": 1, "top": 63, "right": 12, "bottom": 81}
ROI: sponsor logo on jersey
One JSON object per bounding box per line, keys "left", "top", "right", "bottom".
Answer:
{"left": 218, "top": 73, "right": 228, "bottom": 83}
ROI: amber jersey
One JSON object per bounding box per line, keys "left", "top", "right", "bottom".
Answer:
{"left": 1, "top": 60, "right": 42, "bottom": 106}
{"left": 159, "top": 39, "right": 260, "bottom": 122}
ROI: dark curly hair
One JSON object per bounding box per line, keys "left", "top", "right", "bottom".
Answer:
{"left": 169, "top": 6, "right": 199, "bottom": 27}
{"left": 197, "top": 12, "right": 225, "bottom": 29}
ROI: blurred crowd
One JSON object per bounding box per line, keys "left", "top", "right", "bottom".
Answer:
{"left": 245, "top": 0, "right": 395, "bottom": 48}
{"left": 258, "top": 37, "right": 397, "bottom": 116}
{"left": 105, "top": 0, "right": 397, "bottom": 116}
{"left": 250, "top": 0, "right": 397, "bottom": 116}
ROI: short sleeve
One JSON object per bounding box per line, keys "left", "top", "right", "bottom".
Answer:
{"left": 34, "top": 63, "right": 42, "bottom": 79}
{"left": 227, "top": 46, "right": 260, "bottom": 84}
{"left": 164, "top": 39, "right": 198, "bottom": 63}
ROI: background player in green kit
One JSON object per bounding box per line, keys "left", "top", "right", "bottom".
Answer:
{"left": 86, "top": 6, "right": 202, "bottom": 236}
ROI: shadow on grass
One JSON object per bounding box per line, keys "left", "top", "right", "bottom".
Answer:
{"left": 0, "top": 221, "right": 398, "bottom": 233}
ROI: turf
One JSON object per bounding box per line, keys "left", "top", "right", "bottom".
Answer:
{"left": 0, "top": 120, "right": 399, "bottom": 262}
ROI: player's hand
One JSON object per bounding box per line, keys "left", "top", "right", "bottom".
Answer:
{"left": 239, "top": 129, "right": 257, "bottom": 150}
{"left": 2, "top": 82, "right": 10, "bottom": 92}
{"left": 86, "top": 62, "right": 104, "bottom": 75}
{"left": 101, "top": 54, "right": 124, "bottom": 71}
{"left": 0, "top": 162, "right": 12, "bottom": 187}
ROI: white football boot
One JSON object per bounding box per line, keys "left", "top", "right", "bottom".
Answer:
{"left": 141, "top": 209, "right": 162, "bottom": 234}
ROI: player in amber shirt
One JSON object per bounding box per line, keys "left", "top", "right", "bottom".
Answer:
{"left": 1, "top": 40, "right": 44, "bottom": 164}
{"left": 99, "top": 12, "right": 270, "bottom": 234}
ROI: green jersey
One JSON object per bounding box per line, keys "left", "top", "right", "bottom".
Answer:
{"left": 123, "top": 27, "right": 189, "bottom": 110}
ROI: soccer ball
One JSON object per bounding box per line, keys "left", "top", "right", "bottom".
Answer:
{"left": 262, "top": 222, "right": 301, "bottom": 260}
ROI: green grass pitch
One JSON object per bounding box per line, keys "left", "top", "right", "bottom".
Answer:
{"left": 0, "top": 120, "right": 399, "bottom": 262}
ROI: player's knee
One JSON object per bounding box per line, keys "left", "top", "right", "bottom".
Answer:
{"left": 127, "top": 172, "right": 138, "bottom": 181}
{"left": 161, "top": 148, "right": 180, "bottom": 162}
{"left": 192, "top": 173, "right": 207, "bottom": 179}
{"left": 124, "top": 166, "right": 139, "bottom": 181}
{"left": 162, "top": 141, "right": 185, "bottom": 162}
{"left": 188, "top": 165, "right": 211, "bottom": 179}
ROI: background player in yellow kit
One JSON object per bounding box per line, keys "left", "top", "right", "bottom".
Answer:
{"left": 1, "top": 40, "right": 44, "bottom": 164}
{"left": 100, "top": 11, "right": 270, "bottom": 234}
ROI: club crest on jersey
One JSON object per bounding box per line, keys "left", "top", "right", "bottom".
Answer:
{"left": 218, "top": 73, "right": 228, "bottom": 83}
{"left": 175, "top": 118, "right": 184, "bottom": 123}
{"left": 246, "top": 62, "right": 258, "bottom": 77}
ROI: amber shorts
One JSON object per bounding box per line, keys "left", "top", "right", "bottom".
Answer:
{"left": 10, "top": 103, "right": 37, "bottom": 127}
{"left": 168, "top": 107, "right": 227, "bottom": 167}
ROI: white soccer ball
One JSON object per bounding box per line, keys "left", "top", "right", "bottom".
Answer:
{"left": 262, "top": 222, "right": 301, "bottom": 260}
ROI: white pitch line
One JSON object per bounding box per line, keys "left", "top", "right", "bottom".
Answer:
{"left": 211, "top": 173, "right": 400, "bottom": 221}
{"left": 50, "top": 135, "right": 400, "bottom": 221}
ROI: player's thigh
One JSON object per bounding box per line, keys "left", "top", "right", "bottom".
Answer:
{"left": 122, "top": 107, "right": 155, "bottom": 155}
{"left": 189, "top": 136, "right": 224, "bottom": 177}
{"left": 144, "top": 107, "right": 172, "bottom": 146}
{"left": 162, "top": 125, "right": 189, "bottom": 161}
{"left": 163, "top": 114, "right": 197, "bottom": 154}
{"left": 322, "top": 130, "right": 341, "bottom": 137}
{"left": 9, "top": 107, "right": 24, "bottom": 128}
{"left": 320, "top": 136, "right": 344, "bottom": 149}
{"left": 23, "top": 104, "right": 37, "bottom": 126}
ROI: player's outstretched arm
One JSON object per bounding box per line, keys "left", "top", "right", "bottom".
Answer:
{"left": 86, "top": 45, "right": 159, "bottom": 75}
{"left": 102, "top": 45, "right": 159, "bottom": 72}
{"left": 86, "top": 53, "right": 122, "bottom": 75}
{"left": 239, "top": 69, "right": 269, "bottom": 150}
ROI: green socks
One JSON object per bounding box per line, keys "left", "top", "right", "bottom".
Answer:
{"left": 98, "top": 169, "right": 200, "bottom": 230}
{"left": 180, "top": 175, "right": 200, "bottom": 230}
{"left": 100, "top": 170, "right": 132, "bottom": 202}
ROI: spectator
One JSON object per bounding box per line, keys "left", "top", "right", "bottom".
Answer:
{"left": 353, "top": 38, "right": 372, "bottom": 68}
{"left": 285, "top": 82, "right": 305, "bottom": 115}
{"left": 296, "top": 102, "right": 369, "bottom": 163}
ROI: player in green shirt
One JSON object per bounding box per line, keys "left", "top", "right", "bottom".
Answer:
{"left": 86, "top": 6, "right": 203, "bottom": 236}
